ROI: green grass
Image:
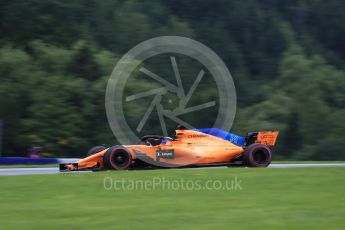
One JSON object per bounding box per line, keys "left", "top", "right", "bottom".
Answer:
{"left": 272, "top": 161, "right": 345, "bottom": 164}
{"left": 0, "top": 167, "right": 344, "bottom": 230}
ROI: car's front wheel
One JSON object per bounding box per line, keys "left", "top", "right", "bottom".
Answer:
{"left": 103, "top": 146, "right": 132, "bottom": 170}
{"left": 243, "top": 143, "right": 272, "bottom": 167}
{"left": 86, "top": 146, "right": 107, "bottom": 157}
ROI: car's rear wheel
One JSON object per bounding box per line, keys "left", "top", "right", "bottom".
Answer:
{"left": 104, "top": 146, "right": 132, "bottom": 170}
{"left": 86, "top": 146, "right": 107, "bottom": 157}
{"left": 243, "top": 143, "right": 272, "bottom": 167}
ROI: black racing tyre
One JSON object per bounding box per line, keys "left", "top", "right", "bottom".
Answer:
{"left": 103, "top": 146, "right": 132, "bottom": 170}
{"left": 243, "top": 143, "right": 272, "bottom": 167}
{"left": 86, "top": 146, "right": 107, "bottom": 157}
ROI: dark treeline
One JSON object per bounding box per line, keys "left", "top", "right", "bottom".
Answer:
{"left": 0, "top": 0, "right": 344, "bottom": 159}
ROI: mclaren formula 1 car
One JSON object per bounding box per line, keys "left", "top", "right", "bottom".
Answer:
{"left": 59, "top": 128, "right": 279, "bottom": 171}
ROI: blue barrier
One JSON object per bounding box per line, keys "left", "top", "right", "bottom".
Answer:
{"left": 0, "top": 157, "right": 59, "bottom": 165}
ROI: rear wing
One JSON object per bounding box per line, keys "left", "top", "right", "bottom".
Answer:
{"left": 245, "top": 131, "right": 279, "bottom": 146}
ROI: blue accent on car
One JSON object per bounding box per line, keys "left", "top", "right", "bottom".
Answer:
{"left": 193, "top": 128, "right": 245, "bottom": 146}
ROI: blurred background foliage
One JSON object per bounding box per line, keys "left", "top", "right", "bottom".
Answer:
{"left": 0, "top": 0, "right": 344, "bottom": 159}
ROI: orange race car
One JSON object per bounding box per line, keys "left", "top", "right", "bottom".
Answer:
{"left": 59, "top": 127, "right": 279, "bottom": 171}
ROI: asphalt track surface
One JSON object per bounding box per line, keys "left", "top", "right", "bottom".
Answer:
{"left": 1, "top": 163, "right": 345, "bottom": 176}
